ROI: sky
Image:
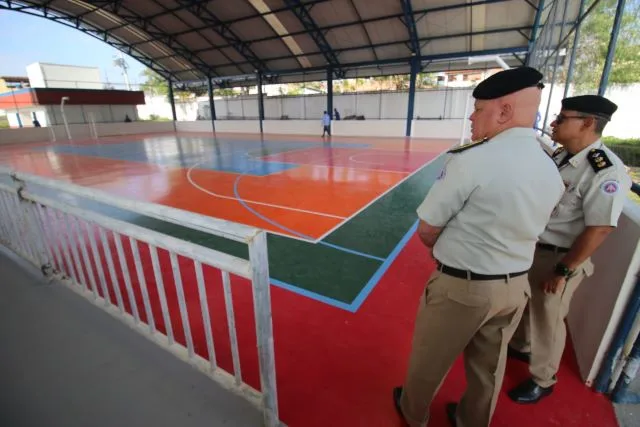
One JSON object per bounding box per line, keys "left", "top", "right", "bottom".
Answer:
{"left": 0, "top": 10, "right": 148, "bottom": 88}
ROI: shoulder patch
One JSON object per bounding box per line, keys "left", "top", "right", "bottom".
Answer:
{"left": 587, "top": 149, "right": 613, "bottom": 173}
{"left": 448, "top": 138, "right": 488, "bottom": 154}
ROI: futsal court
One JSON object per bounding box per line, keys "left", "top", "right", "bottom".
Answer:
{"left": 0, "top": 131, "right": 619, "bottom": 426}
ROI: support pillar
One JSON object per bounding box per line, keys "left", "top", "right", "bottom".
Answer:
{"left": 406, "top": 57, "right": 419, "bottom": 137}
{"left": 207, "top": 76, "right": 216, "bottom": 133}
{"left": 598, "top": 0, "right": 627, "bottom": 96}
{"left": 257, "top": 72, "right": 264, "bottom": 134}
{"left": 327, "top": 67, "right": 333, "bottom": 118}
{"left": 168, "top": 78, "right": 177, "bottom": 122}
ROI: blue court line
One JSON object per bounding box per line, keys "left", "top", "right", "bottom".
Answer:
{"left": 232, "top": 172, "right": 385, "bottom": 262}
{"left": 268, "top": 219, "right": 420, "bottom": 313}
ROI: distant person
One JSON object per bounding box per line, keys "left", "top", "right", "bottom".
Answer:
{"left": 32, "top": 119, "right": 41, "bottom": 127}
{"left": 124, "top": 114, "right": 132, "bottom": 122}
{"left": 322, "top": 111, "right": 331, "bottom": 137}
{"left": 334, "top": 108, "right": 341, "bottom": 120}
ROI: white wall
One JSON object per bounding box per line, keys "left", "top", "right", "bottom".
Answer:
{"left": 412, "top": 119, "right": 467, "bottom": 140}
{"left": 568, "top": 201, "right": 640, "bottom": 385}
{"left": 212, "top": 120, "right": 260, "bottom": 133}
{"left": 332, "top": 120, "right": 406, "bottom": 137}
{"left": 27, "top": 62, "right": 102, "bottom": 89}
{"left": 176, "top": 121, "right": 213, "bottom": 133}
{"left": 0, "top": 122, "right": 175, "bottom": 144}
{"left": 262, "top": 120, "right": 318, "bottom": 135}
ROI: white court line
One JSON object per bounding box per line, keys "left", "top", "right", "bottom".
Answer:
{"left": 315, "top": 149, "right": 450, "bottom": 242}
{"left": 186, "top": 162, "right": 347, "bottom": 220}
{"left": 347, "top": 152, "right": 412, "bottom": 167}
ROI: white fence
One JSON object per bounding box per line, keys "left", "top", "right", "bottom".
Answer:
{"left": 0, "top": 167, "right": 280, "bottom": 427}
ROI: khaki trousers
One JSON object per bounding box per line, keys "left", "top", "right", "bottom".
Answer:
{"left": 510, "top": 247, "right": 592, "bottom": 388}
{"left": 400, "top": 270, "right": 530, "bottom": 427}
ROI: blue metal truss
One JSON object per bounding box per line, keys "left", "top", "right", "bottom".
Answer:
{"left": 173, "top": 0, "right": 268, "bottom": 73}
{"left": 282, "top": 0, "right": 344, "bottom": 78}
{"left": 189, "top": 25, "right": 534, "bottom": 69}
{"left": 400, "top": 0, "right": 420, "bottom": 56}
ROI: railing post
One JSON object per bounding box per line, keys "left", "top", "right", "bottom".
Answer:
{"left": 10, "top": 174, "right": 52, "bottom": 274}
{"left": 248, "top": 230, "right": 278, "bottom": 426}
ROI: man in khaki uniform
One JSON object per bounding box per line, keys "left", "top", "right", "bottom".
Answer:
{"left": 393, "top": 67, "right": 565, "bottom": 427}
{"left": 508, "top": 95, "right": 631, "bottom": 403}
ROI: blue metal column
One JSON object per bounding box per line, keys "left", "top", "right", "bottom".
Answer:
{"left": 406, "top": 57, "right": 419, "bottom": 137}
{"left": 167, "top": 78, "right": 177, "bottom": 122}
{"left": 207, "top": 76, "right": 217, "bottom": 133}
{"left": 595, "top": 278, "right": 640, "bottom": 393}
{"left": 526, "top": 0, "right": 545, "bottom": 66}
{"left": 327, "top": 67, "right": 333, "bottom": 119}
{"left": 599, "top": 0, "right": 627, "bottom": 96}
{"left": 257, "top": 72, "right": 265, "bottom": 134}
{"left": 564, "top": 0, "right": 587, "bottom": 97}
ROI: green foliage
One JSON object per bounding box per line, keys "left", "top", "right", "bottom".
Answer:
{"left": 603, "top": 136, "right": 640, "bottom": 145}
{"left": 573, "top": 0, "right": 640, "bottom": 91}
{"left": 0, "top": 115, "right": 8, "bottom": 129}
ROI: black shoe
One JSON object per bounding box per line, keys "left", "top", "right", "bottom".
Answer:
{"left": 507, "top": 346, "right": 531, "bottom": 363}
{"left": 393, "top": 387, "right": 405, "bottom": 420}
{"left": 445, "top": 402, "right": 457, "bottom": 427}
{"left": 508, "top": 378, "right": 554, "bottom": 404}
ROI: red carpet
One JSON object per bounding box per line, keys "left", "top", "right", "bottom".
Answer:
{"left": 60, "top": 226, "right": 618, "bottom": 427}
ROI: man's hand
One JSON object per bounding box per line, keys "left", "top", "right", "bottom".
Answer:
{"left": 542, "top": 274, "right": 567, "bottom": 294}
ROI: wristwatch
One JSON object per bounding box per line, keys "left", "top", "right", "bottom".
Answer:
{"left": 553, "top": 262, "right": 575, "bottom": 279}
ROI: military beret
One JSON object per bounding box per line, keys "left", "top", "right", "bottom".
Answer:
{"left": 561, "top": 95, "right": 618, "bottom": 120}
{"left": 472, "top": 66, "right": 544, "bottom": 100}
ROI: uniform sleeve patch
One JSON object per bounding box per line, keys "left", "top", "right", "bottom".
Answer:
{"left": 601, "top": 180, "right": 619, "bottom": 194}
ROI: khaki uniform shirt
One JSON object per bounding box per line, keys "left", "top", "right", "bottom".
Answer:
{"left": 540, "top": 140, "right": 631, "bottom": 248}
{"left": 417, "top": 127, "right": 565, "bottom": 275}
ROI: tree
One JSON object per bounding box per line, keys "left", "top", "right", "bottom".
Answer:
{"left": 140, "top": 68, "right": 168, "bottom": 96}
{"left": 571, "top": 0, "right": 640, "bottom": 92}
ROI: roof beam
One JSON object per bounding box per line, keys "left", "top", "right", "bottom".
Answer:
{"left": 267, "top": 46, "right": 529, "bottom": 77}
{"left": 109, "top": 0, "right": 328, "bottom": 35}
{"left": 282, "top": 0, "right": 344, "bottom": 77}
{"left": 400, "top": 0, "right": 420, "bottom": 55}
{"left": 173, "top": 0, "right": 268, "bottom": 72}
{"left": 171, "top": 24, "right": 533, "bottom": 67}
{"left": 347, "top": 0, "right": 378, "bottom": 62}
{"left": 211, "top": 0, "right": 514, "bottom": 51}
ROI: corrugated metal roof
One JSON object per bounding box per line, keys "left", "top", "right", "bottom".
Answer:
{"left": 0, "top": 0, "right": 579, "bottom": 84}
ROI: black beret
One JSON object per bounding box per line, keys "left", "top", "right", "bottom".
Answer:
{"left": 561, "top": 95, "right": 618, "bottom": 120}
{"left": 472, "top": 66, "right": 543, "bottom": 100}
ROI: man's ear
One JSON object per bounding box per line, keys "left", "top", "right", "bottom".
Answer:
{"left": 582, "top": 115, "right": 596, "bottom": 131}
{"left": 497, "top": 102, "right": 513, "bottom": 124}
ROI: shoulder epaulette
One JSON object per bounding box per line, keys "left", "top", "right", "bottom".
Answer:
{"left": 552, "top": 146, "right": 565, "bottom": 158}
{"left": 447, "top": 138, "right": 488, "bottom": 154}
{"left": 587, "top": 148, "right": 613, "bottom": 173}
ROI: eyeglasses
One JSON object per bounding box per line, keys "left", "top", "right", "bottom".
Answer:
{"left": 554, "top": 114, "right": 587, "bottom": 125}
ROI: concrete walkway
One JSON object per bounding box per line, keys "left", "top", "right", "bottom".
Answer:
{"left": 0, "top": 247, "right": 263, "bottom": 427}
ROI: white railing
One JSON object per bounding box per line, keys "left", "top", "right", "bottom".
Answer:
{"left": 0, "top": 166, "right": 280, "bottom": 427}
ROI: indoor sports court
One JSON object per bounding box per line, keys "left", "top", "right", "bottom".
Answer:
{"left": 0, "top": 0, "right": 638, "bottom": 426}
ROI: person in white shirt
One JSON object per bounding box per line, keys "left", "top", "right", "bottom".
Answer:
{"left": 393, "top": 66, "right": 564, "bottom": 427}
{"left": 508, "top": 95, "right": 632, "bottom": 404}
{"left": 322, "top": 111, "right": 331, "bottom": 137}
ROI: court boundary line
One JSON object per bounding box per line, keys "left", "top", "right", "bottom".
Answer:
{"left": 268, "top": 219, "right": 419, "bottom": 312}
{"left": 315, "top": 149, "right": 450, "bottom": 242}
{"left": 187, "top": 162, "right": 347, "bottom": 220}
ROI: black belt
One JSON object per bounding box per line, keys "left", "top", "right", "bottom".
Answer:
{"left": 537, "top": 242, "right": 570, "bottom": 253}
{"left": 436, "top": 261, "right": 528, "bottom": 281}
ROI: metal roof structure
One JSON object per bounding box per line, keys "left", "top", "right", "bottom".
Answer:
{"left": 0, "top": 0, "right": 580, "bottom": 85}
